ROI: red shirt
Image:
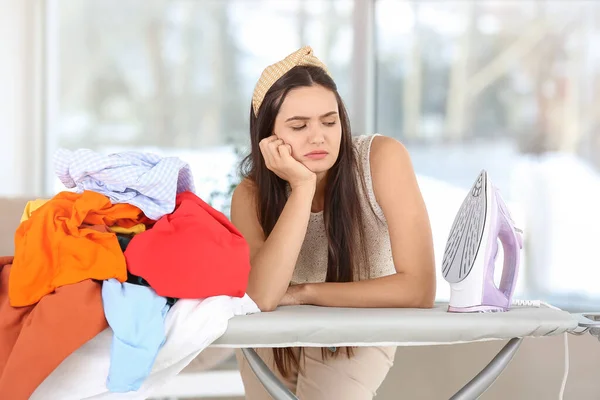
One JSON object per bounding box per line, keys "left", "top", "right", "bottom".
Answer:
{"left": 125, "top": 191, "right": 250, "bottom": 299}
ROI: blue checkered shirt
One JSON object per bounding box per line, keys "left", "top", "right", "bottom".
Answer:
{"left": 54, "top": 148, "right": 195, "bottom": 220}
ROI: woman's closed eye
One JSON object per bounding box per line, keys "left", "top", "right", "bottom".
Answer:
{"left": 290, "top": 121, "right": 336, "bottom": 131}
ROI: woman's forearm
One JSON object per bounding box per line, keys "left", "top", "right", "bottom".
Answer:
{"left": 247, "top": 185, "right": 314, "bottom": 311}
{"left": 298, "top": 272, "right": 436, "bottom": 309}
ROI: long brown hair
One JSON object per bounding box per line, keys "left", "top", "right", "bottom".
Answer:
{"left": 240, "top": 65, "right": 370, "bottom": 377}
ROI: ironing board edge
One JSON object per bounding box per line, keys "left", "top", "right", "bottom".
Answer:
{"left": 210, "top": 337, "right": 510, "bottom": 348}
{"left": 210, "top": 325, "right": 576, "bottom": 348}
{"left": 214, "top": 304, "right": 578, "bottom": 347}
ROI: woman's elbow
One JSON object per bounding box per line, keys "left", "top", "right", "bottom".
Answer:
{"left": 247, "top": 290, "right": 279, "bottom": 312}
{"left": 409, "top": 293, "right": 434, "bottom": 309}
{"left": 257, "top": 299, "right": 278, "bottom": 312}
{"left": 412, "top": 274, "right": 436, "bottom": 308}
{"left": 420, "top": 280, "right": 436, "bottom": 308}
{"left": 415, "top": 296, "right": 435, "bottom": 309}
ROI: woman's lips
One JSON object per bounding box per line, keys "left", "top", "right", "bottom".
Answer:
{"left": 304, "top": 151, "right": 328, "bottom": 160}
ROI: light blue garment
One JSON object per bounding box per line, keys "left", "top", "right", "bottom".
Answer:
{"left": 53, "top": 148, "right": 195, "bottom": 220}
{"left": 101, "top": 278, "right": 171, "bottom": 393}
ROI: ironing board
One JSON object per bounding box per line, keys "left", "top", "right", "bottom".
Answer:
{"left": 211, "top": 302, "right": 593, "bottom": 400}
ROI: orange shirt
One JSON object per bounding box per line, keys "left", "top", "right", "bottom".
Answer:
{"left": 10, "top": 190, "right": 148, "bottom": 307}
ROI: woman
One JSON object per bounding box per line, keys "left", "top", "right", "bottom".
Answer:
{"left": 231, "top": 46, "right": 436, "bottom": 399}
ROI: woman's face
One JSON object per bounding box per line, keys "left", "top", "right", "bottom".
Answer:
{"left": 272, "top": 85, "right": 342, "bottom": 174}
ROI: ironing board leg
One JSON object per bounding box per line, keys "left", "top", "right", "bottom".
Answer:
{"left": 449, "top": 337, "right": 523, "bottom": 400}
{"left": 241, "top": 348, "right": 299, "bottom": 400}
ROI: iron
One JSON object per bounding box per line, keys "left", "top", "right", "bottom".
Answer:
{"left": 441, "top": 170, "right": 523, "bottom": 313}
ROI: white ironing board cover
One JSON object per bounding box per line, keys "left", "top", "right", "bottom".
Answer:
{"left": 212, "top": 303, "right": 578, "bottom": 348}
{"left": 30, "top": 295, "right": 260, "bottom": 400}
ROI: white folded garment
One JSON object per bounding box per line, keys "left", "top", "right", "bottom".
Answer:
{"left": 31, "top": 294, "right": 260, "bottom": 400}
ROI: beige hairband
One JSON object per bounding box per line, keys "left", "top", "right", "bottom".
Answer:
{"left": 251, "top": 46, "right": 331, "bottom": 116}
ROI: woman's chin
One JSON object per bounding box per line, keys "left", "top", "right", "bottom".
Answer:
{"left": 305, "top": 162, "right": 333, "bottom": 174}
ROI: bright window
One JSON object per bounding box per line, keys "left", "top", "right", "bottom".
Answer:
{"left": 41, "top": 0, "right": 600, "bottom": 310}
{"left": 375, "top": 0, "right": 600, "bottom": 308}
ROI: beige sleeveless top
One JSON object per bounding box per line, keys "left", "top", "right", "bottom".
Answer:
{"left": 291, "top": 134, "right": 396, "bottom": 284}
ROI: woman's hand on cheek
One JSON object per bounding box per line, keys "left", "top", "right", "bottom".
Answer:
{"left": 259, "top": 135, "right": 316, "bottom": 191}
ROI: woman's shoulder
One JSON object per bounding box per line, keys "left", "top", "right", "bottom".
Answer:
{"left": 361, "top": 135, "right": 412, "bottom": 187}
{"left": 366, "top": 135, "right": 415, "bottom": 198}
{"left": 354, "top": 134, "right": 414, "bottom": 222}
{"left": 352, "top": 133, "right": 407, "bottom": 165}
{"left": 231, "top": 178, "right": 258, "bottom": 207}
{"left": 351, "top": 134, "right": 378, "bottom": 164}
{"left": 370, "top": 135, "right": 410, "bottom": 164}
{"left": 352, "top": 131, "right": 404, "bottom": 153}
{"left": 351, "top": 133, "right": 379, "bottom": 149}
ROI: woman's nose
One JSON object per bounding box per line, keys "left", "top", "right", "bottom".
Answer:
{"left": 308, "top": 125, "right": 325, "bottom": 145}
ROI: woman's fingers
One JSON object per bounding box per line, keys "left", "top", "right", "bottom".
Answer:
{"left": 260, "top": 136, "right": 285, "bottom": 169}
{"left": 266, "top": 138, "right": 285, "bottom": 162}
{"left": 277, "top": 143, "right": 293, "bottom": 159}
{"left": 268, "top": 139, "right": 284, "bottom": 152}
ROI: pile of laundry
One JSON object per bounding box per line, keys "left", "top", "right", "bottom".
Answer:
{"left": 0, "top": 149, "right": 259, "bottom": 400}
